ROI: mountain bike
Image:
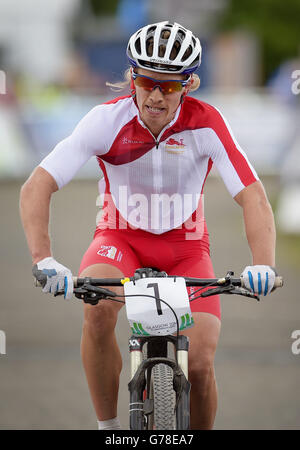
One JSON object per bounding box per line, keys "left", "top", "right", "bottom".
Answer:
{"left": 34, "top": 267, "right": 283, "bottom": 430}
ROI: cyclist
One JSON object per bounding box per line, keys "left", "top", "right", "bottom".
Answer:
{"left": 20, "top": 21, "right": 277, "bottom": 430}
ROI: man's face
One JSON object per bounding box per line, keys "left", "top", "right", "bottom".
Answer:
{"left": 134, "top": 68, "right": 189, "bottom": 137}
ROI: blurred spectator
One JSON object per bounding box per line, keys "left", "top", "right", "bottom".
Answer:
{"left": 62, "top": 51, "right": 106, "bottom": 94}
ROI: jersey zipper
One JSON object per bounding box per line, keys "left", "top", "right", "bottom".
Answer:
{"left": 146, "top": 126, "right": 167, "bottom": 149}
{"left": 143, "top": 128, "right": 166, "bottom": 194}
{"left": 137, "top": 117, "right": 173, "bottom": 193}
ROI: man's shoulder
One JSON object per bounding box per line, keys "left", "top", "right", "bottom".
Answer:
{"left": 88, "top": 95, "right": 133, "bottom": 116}
{"left": 79, "top": 95, "right": 134, "bottom": 128}
{"left": 180, "top": 96, "right": 222, "bottom": 130}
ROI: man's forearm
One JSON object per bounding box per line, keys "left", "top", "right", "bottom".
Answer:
{"left": 243, "top": 197, "right": 276, "bottom": 266}
{"left": 20, "top": 183, "right": 52, "bottom": 264}
{"left": 20, "top": 167, "right": 57, "bottom": 264}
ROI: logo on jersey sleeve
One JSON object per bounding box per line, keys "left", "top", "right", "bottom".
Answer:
{"left": 165, "top": 137, "right": 186, "bottom": 154}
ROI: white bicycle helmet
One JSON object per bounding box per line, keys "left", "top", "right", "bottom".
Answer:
{"left": 126, "top": 21, "right": 202, "bottom": 74}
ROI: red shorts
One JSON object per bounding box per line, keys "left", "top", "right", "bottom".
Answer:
{"left": 79, "top": 227, "right": 221, "bottom": 320}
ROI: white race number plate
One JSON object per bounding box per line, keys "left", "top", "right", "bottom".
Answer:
{"left": 124, "top": 277, "right": 194, "bottom": 336}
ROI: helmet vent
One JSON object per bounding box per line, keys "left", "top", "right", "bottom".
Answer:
{"left": 182, "top": 45, "right": 192, "bottom": 62}
{"left": 148, "top": 26, "right": 157, "bottom": 34}
{"left": 135, "top": 37, "right": 141, "bottom": 55}
{"left": 177, "top": 29, "right": 186, "bottom": 41}
{"left": 146, "top": 37, "right": 154, "bottom": 56}
{"left": 158, "top": 44, "right": 167, "bottom": 58}
{"left": 170, "top": 40, "right": 181, "bottom": 60}
{"left": 161, "top": 29, "right": 171, "bottom": 40}
{"left": 190, "top": 55, "right": 200, "bottom": 67}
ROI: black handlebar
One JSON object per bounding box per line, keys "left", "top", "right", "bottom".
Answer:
{"left": 33, "top": 267, "right": 283, "bottom": 305}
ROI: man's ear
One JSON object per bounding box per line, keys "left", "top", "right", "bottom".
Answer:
{"left": 186, "top": 76, "right": 194, "bottom": 94}
{"left": 180, "top": 77, "right": 194, "bottom": 104}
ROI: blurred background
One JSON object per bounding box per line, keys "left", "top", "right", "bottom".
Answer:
{"left": 0, "top": 0, "right": 300, "bottom": 429}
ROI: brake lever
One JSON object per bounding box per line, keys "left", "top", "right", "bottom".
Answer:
{"left": 73, "top": 284, "right": 118, "bottom": 306}
{"left": 81, "top": 284, "right": 117, "bottom": 297}
{"left": 199, "top": 285, "right": 233, "bottom": 297}
{"left": 198, "top": 284, "right": 260, "bottom": 301}
{"left": 53, "top": 283, "right": 117, "bottom": 307}
{"left": 225, "top": 287, "right": 260, "bottom": 301}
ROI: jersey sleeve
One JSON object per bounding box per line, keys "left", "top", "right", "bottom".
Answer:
{"left": 206, "top": 106, "right": 259, "bottom": 198}
{"left": 39, "top": 105, "right": 108, "bottom": 189}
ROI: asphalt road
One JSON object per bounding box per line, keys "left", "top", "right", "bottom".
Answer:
{"left": 0, "top": 175, "right": 299, "bottom": 430}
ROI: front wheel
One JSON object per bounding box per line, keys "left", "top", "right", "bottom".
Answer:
{"left": 152, "top": 363, "right": 176, "bottom": 430}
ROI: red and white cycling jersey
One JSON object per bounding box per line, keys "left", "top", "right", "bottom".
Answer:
{"left": 40, "top": 95, "right": 259, "bottom": 234}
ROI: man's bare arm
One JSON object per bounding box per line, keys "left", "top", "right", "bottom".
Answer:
{"left": 234, "top": 180, "right": 276, "bottom": 266}
{"left": 20, "top": 166, "right": 58, "bottom": 265}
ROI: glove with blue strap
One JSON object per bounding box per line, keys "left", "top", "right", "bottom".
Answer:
{"left": 32, "top": 256, "right": 73, "bottom": 299}
{"left": 241, "top": 265, "right": 277, "bottom": 296}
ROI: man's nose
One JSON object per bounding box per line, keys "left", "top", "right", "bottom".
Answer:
{"left": 149, "top": 86, "right": 164, "bottom": 101}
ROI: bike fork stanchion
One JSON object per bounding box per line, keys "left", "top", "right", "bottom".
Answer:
{"left": 176, "top": 335, "right": 189, "bottom": 379}
{"left": 175, "top": 335, "right": 191, "bottom": 430}
{"left": 128, "top": 336, "right": 146, "bottom": 430}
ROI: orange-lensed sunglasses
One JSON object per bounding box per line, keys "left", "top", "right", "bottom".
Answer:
{"left": 132, "top": 72, "right": 191, "bottom": 95}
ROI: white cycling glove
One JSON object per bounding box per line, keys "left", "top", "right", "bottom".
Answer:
{"left": 32, "top": 256, "right": 74, "bottom": 300}
{"left": 241, "top": 265, "right": 276, "bottom": 296}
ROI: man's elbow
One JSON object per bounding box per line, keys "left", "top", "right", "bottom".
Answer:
{"left": 235, "top": 180, "right": 272, "bottom": 210}
{"left": 20, "top": 167, "right": 58, "bottom": 198}
{"left": 20, "top": 168, "right": 58, "bottom": 217}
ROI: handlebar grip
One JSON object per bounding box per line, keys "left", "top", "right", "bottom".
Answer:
{"left": 274, "top": 276, "right": 283, "bottom": 288}
{"left": 240, "top": 276, "right": 283, "bottom": 289}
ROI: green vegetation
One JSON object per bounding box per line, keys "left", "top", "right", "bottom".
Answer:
{"left": 88, "top": 0, "right": 119, "bottom": 16}
{"left": 218, "top": 0, "right": 300, "bottom": 83}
